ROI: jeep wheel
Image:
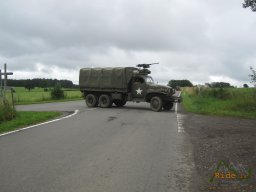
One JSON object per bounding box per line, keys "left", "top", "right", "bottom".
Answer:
{"left": 150, "top": 96, "right": 163, "bottom": 112}
{"left": 163, "top": 102, "right": 173, "bottom": 110}
{"left": 99, "top": 94, "right": 112, "bottom": 108}
{"left": 113, "top": 99, "right": 126, "bottom": 107}
{"left": 85, "top": 94, "right": 98, "bottom": 107}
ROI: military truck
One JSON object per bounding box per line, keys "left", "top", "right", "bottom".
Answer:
{"left": 79, "top": 64, "right": 181, "bottom": 112}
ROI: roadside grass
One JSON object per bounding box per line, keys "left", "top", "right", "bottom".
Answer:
{"left": 4, "top": 87, "right": 82, "bottom": 104}
{"left": 182, "top": 87, "right": 256, "bottom": 119}
{"left": 0, "top": 111, "right": 62, "bottom": 134}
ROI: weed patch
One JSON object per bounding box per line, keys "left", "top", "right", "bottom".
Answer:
{"left": 0, "top": 97, "right": 16, "bottom": 123}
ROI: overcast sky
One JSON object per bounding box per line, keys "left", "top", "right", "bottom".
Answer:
{"left": 0, "top": 0, "right": 255, "bottom": 86}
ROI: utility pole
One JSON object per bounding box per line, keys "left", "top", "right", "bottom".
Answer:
{"left": 0, "top": 63, "right": 13, "bottom": 91}
{"left": 0, "top": 69, "right": 2, "bottom": 88}
{"left": 0, "top": 69, "right": 2, "bottom": 97}
{"left": 4, "top": 64, "right": 7, "bottom": 90}
{"left": 0, "top": 63, "right": 14, "bottom": 98}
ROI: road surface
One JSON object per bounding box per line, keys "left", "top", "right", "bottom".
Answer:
{"left": 0, "top": 101, "right": 195, "bottom": 192}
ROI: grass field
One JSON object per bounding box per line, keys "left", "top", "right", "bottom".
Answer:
{"left": 4, "top": 87, "right": 82, "bottom": 104}
{"left": 0, "top": 111, "right": 62, "bottom": 134}
{"left": 182, "top": 87, "right": 256, "bottom": 119}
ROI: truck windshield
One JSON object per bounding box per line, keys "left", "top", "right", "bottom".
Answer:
{"left": 146, "top": 76, "right": 154, "bottom": 83}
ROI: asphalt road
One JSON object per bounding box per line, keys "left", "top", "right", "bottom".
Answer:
{"left": 0, "top": 101, "right": 195, "bottom": 192}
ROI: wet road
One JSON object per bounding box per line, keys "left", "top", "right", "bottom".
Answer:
{"left": 0, "top": 101, "right": 195, "bottom": 192}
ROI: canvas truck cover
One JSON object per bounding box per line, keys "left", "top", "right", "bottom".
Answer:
{"left": 79, "top": 67, "right": 137, "bottom": 92}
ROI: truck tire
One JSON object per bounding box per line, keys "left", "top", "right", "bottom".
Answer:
{"left": 150, "top": 96, "right": 163, "bottom": 112}
{"left": 85, "top": 94, "right": 98, "bottom": 107}
{"left": 99, "top": 94, "right": 112, "bottom": 108}
{"left": 163, "top": 102, "right": 173, "bottom": 110}
{"left": 113, "top": 99, "right": 126, "bottom": 107}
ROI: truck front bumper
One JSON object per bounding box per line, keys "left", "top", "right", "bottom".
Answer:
{"left": 162, "top": 95, "right": 182, "bottom": 103}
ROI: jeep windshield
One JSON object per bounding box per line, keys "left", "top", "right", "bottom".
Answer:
{"left": 146, "top": 76, "right": 154, "bottom": 84}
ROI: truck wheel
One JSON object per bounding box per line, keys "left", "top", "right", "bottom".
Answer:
{"left": 99, "top": 94, "right": 112, "bottom": 108}
{"left": 85, "top": 94, "right": 98, "bottom": 107}
{"left": 163, "top": 102, "right": 173, "bottom": 110}
{"left": 150, "top": 96, "right": 163, "bottom": 112}
{"left": 113, "top": 99, "right": 126, "bottom": 107}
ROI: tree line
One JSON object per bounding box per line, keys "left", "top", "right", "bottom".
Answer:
{"left": 204, "top": 82, "right": 234, "bottom": 88}
{"left": 168, "top": 80, "right": 243, "bottom": 88}
{"left": 168, "top": 80, "right": 193, "bottom": 88}
{"left": 167, "top": 66, "right": 256, "bottom": 88}
{"left": 7, "top": 78, "right": 78, "bottom": 90}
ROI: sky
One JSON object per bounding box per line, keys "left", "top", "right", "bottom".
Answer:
{"left": 0, "top": 0, "right": 256, "bottom": 87}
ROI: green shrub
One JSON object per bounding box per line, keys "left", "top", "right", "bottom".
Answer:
{"left": 0, "top": 97, "right": 16, "bottom": 123}
{"left": 51, "top": 83, "right": 65, "bottom": 100}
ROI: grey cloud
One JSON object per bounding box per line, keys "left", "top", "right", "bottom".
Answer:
{"left": 0, "top": 0, "right": 256, "bottom": 86}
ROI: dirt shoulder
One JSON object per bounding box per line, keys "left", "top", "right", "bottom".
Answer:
{"left": 178, "top": 105, "right": 256, "bottom": 192}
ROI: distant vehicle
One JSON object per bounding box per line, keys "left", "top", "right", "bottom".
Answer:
{"left": 79, "top": 63, "right": 181, "bottom": 112}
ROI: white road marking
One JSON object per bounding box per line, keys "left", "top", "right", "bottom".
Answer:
{"left": 0, "top": 109, "right": 79, "bottom": 137}
{"left": 177, "top": 114, "right": 185, "bottom": 133}
{"left": 175, "top": 91, "right": 181, "bottom": 114}
{"left": 175, "top": 91, "right": 185, "bottom": 133}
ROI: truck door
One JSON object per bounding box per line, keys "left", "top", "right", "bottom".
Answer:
{"left": 131, "top": 77, "right": 146, "bottom": 98}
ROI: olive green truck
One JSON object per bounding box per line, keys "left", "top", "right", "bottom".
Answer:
{"left": 79, "top": 64, "right": 181, "bottom": 112}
